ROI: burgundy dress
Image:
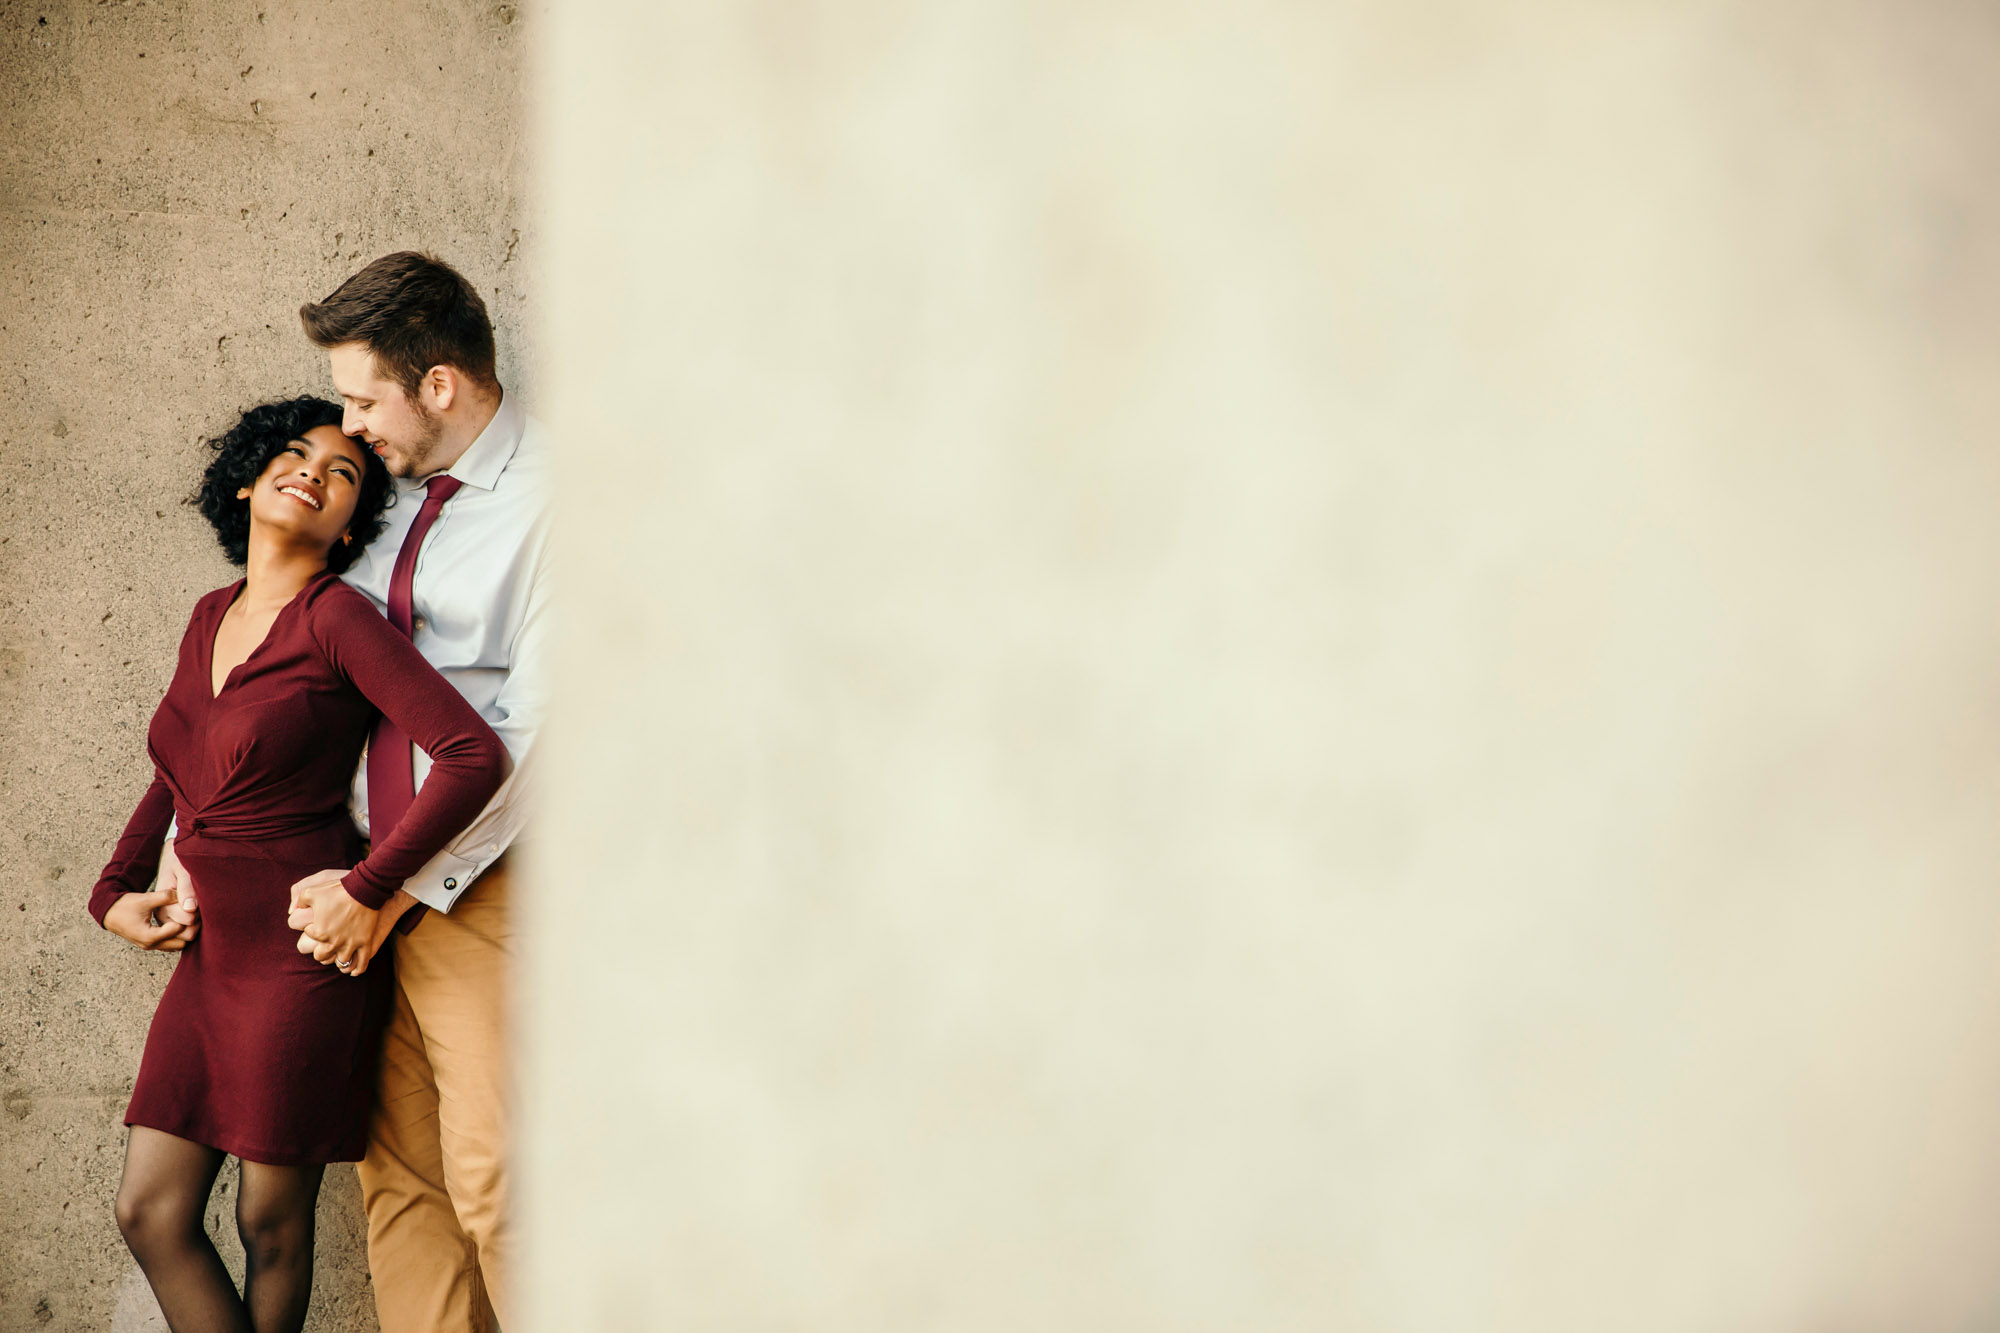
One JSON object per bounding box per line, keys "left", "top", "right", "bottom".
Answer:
{"left": 89, "top": 570, "right": 506, "bottom": 1165}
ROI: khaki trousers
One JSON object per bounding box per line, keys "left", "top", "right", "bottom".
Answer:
{"left": 359, "top": 861, "right": 514, "bottom": 1333}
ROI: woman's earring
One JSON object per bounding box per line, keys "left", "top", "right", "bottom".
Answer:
{"left": 342, "top": 532, "right": 353, "bottom": 546}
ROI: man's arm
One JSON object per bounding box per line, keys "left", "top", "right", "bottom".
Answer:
{"left": 156, "top": 835, "right": 199, "bottom": 934}
{"left": 289, "top": 580, "right": 512, "bottom": 968}
{"left": 390, "top": 552, "right": 551, "bottom": 909}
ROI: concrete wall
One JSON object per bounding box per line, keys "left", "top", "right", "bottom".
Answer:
{"left": 531, "top": 2, "right": 2000, "bottom": 1330}
{"left": 0, "top": 2, "right": 532, "bottom": 1328}
{"left": 15, "top": 2, "right": 2000, "bottom": 1330}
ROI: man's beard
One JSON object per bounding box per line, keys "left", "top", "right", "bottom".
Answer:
{"left": 386, "top": 399, "right": 448, "bottom": 478}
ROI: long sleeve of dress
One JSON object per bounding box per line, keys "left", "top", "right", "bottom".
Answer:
{"left": 308, "top": 589, "right": 510, "bottom": 909}
{"left": 89, "top": 773, "right": 177, "bottom": 926}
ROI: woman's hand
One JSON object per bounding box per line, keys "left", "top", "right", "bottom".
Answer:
{"left": 288, "top": 877, "right": 414, "bottom": 977}
{"left": 103, "top": 888, "right": 197, "bottom": 951}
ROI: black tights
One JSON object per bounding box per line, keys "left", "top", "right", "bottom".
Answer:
{"left": 116, "top": 1126, "right": 325, "bottom": 1333}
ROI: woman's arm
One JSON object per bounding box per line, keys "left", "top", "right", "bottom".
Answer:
{"left": 95, "top": 590, "right": 228, "bottom": 946}
{"left": 310, "top": 589, "right": 511, "bottom": 906}
{"left": 90, "top": 774, "right": 196, "bottom": 950}
{"left": 89, "top": 774, "right": 175, "bottom": 926}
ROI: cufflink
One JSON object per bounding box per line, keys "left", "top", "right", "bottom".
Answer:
{"left": 444, "top": 877, "right": 458, "bottom": 890}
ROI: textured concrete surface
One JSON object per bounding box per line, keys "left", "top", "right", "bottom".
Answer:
{"left": 531, "top": 2, "right": 2000, "bottom": 1330}
{"left": 0, "top": 2, "right": 533, "bottom": 1328}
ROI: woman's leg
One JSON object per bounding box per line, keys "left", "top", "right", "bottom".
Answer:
{"left": 116, "top": 1126, "right": 250, "bottom": 1333}
{"left": 236, "top": 1160, "right": 326, "bottom": 1333}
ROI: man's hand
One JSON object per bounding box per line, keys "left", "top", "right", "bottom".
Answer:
{"left": 104, "top": 888, "right": 196, "bottom": 952}
{"left": 155, "top": 839, "right": 200, "bottom": 938}
{"left": 364, "top": 890, "right": 420, "bottom": 955}
{"left": 288, "top": 869, "right": 381, "bottom": 975}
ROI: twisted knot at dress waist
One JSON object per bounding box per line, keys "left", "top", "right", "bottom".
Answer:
{"left": 174, "top": 806, "right": 359, "bottom": 862}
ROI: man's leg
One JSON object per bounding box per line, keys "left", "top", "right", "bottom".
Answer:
{"left": 358, "top": 976, "right": 484, "bottom": 1332}
{"left": 362, "top": 861, "right": 516, "bottom": 1329}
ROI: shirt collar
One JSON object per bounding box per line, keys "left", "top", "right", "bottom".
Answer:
{"left": 436, "top": 390, "right": 525, "bottom": 493}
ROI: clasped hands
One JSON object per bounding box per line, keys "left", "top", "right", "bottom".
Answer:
{"left": 99, "top": 836, "right": 204, "bottom": 951}
{"left": 115, "top": 838, "right": 409, "bottom": 977}
{"left": 287, "top": 869, "right": 418, "bottom": 976}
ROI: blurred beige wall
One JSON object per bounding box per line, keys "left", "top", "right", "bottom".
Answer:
{"left": 0, "top": 3, "right": 533, "bottom": 1328}
{"left": 532, "top": 2, "right": 2000, "bottom": 1330}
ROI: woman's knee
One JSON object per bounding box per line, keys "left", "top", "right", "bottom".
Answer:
{"left": 235, "top": 1166, "right": 321, "bottom": 1268}
{"left": 112, "top": 1186, "right": 147, "bottom": 1244}
{"left": 236, "top": 1196, "right": 313, "bottom": 1264}
{"left": 115, "top": 1180, "right": 198, "bottom": 1251}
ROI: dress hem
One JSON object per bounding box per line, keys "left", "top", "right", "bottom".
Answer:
{"left": 124, "top": 1111, "right": 365, "bottom": 1167}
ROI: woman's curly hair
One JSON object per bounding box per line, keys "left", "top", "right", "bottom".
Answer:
{"left": 192, "top": 397, "right": 394, "bottom": 574}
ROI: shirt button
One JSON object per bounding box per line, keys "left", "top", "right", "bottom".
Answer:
{"left": 444, "top": 877, "right": 458, "bottom": 890}
{"left": 413, "top": 615, "right": 427, "bottom": 631}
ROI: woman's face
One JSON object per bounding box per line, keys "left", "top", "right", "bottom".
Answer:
{"left": 242, "top": 424, "right": 371, "bottom": 555}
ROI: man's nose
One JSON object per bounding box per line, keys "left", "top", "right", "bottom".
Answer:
{"left": 342, "top": 406, "right": 365, "bottom": 437}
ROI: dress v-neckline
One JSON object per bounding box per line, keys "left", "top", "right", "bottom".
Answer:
{"left": 208, "top": 575, "right": 319, "bottom": 700}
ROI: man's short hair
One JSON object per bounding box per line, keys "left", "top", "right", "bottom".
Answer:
{"left": 300, "top": 251, "right": 498, "bottom": 397}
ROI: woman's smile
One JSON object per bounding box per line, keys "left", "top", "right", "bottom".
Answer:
{"left": 277, "top": 483, "right": 324, "bottom": 511}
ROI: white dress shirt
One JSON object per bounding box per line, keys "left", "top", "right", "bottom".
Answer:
{"left": 341, "top": 390, "right": 551, "bottom": 912}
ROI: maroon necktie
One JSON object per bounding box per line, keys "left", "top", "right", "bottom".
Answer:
{"left": 366, "top": 474, "right": 464, "bottom": 843}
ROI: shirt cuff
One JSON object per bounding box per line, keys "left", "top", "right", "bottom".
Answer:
{"left": 402, "top": 850, "right": 492, "bottom": 914}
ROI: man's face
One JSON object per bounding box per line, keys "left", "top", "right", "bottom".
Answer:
{"left": 328, "top": 343, "right": 446, "bottom": 479}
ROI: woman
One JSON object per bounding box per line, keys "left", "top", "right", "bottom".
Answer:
{"left": 88, "top": 397, "right": 508, "bottom": 1333}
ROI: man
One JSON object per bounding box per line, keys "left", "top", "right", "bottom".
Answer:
{"left": 158, "top": 251, "right": 548, "bottom": 1331}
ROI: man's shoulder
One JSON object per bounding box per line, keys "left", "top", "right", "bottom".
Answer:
{"left": 501, "top": 413, "right": 554, "bottom": 493}
{"left": 485, "top": 415, "right": 552, "bottom": 556}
